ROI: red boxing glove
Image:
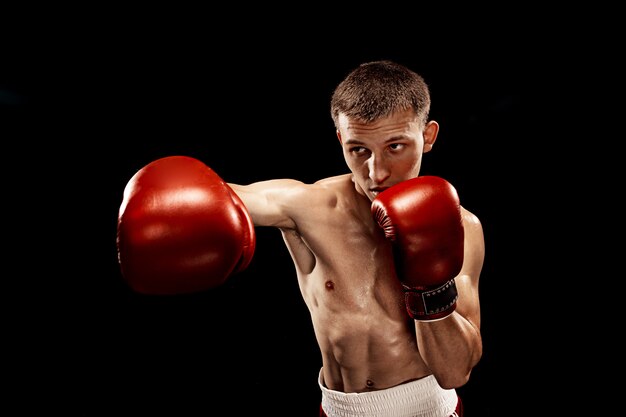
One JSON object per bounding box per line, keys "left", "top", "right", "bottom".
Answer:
{"left": 371, "top": 176, "right": 464, "bottom": 321}
{"left": 116, "top": 156, "right": 255, "bottom": 295}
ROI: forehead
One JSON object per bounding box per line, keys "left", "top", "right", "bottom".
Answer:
{"left": 337, "top": 109, "right": 421, "bottom": 139}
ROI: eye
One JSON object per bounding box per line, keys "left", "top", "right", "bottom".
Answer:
{"left": 389, "top": 143, "right": 405, "bottom": 151}
{"left": 349, "top": 146, "right": 368, "bottom": 156}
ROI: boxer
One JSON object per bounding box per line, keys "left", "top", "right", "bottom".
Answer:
{"left": 118, "top": 60, "right": 484, "bottom": 416}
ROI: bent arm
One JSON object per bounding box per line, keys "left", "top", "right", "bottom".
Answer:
{"left": 415, "top": 208, "right": 485, "bottom": 389}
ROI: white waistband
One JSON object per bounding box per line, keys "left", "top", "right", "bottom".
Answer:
{"left": 319, "top": 368, "right": 458, "bottom": 417}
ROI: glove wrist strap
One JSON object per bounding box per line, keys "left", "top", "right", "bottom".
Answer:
{"left": 403, "top": 279, "right": 458, "bottom": 321}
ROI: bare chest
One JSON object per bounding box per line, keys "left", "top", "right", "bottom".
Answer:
{"left": 285, "top": 210, "right": 403, "bottom": 314}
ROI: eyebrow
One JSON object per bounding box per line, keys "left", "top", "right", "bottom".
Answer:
{"left": 344, "top": 136, "right": 407, "bottom": 145}
{"left": 343, "top": 139, "right": 365, "bottom": 145}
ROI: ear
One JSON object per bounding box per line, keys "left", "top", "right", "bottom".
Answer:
{"left": 422, "top": 120, "right": 439, "bottom": 153}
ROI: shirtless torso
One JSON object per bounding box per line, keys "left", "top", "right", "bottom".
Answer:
{"left": 230, "top": 172, "right": 482, "bottom": 394}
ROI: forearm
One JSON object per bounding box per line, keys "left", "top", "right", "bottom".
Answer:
{"left": 415, "top": 312, "right": 482, "bottom": 389}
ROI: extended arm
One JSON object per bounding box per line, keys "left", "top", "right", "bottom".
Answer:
{"left": 228, "top": 180, "right": 305, "bottom": 230}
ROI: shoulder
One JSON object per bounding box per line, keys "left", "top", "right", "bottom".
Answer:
{"left": 313, "top": 173, "right": 354, "bottom": 192}
{"left": 460, "top": 206, "right": 482, "bottom": 230}
{"left": 274, "top": 174, "right": 354, "bottom": 230}
{"left": 264, "top": 173, "right": 351, "bottom": 195}
{"left": 460, "top": 206, "right": 485, "bottom": 260}
{"left": 248, "top": 174, "right": 353, "bottom": 213}
{"left": 287, "top": 174, "right": 353, "bottom": 206}
{"left": 460, "top": 206, "right": 483, "bottom": 237}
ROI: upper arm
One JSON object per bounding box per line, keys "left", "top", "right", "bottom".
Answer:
{"left": 455, "top": 207, "right": 485, "bottom": 329}
{"left": 228, "top": 179, "right": 309, "bottom": 229}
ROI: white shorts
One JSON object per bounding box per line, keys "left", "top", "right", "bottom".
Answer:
{"left": 319, "top": 368, "right": 459, "bottom": 417}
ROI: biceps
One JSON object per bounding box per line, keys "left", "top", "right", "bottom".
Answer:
{"left": 229, "top": 182, "right": 296, "bottom": 229}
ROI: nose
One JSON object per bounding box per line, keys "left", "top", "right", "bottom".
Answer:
{"left": 368, "top": 154, "right": 391, "bottom": 185}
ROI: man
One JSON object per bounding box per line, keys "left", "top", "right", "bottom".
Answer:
{"left": 117, "top": 60, "right": 484, "bottom": 416}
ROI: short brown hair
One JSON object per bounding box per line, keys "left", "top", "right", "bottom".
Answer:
{"left": 330, "top": 60, "right": 431, "bottom": 129}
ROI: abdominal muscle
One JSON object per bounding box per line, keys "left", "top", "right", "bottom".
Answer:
{"left": 284, "top": 227, "right": 431, "bottom": 394}
{"left": 312, "top": 283, "right": 431, "bottom": 393}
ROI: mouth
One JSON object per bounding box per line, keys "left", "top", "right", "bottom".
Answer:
{"left": 369, "top": 187, "right": 388, "bottom": 197}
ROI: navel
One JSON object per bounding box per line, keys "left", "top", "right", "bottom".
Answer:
{"left": 325, "top": 280, "right": 334, "bottom": 290}
{"left": 366, "top": 379, "right": 375, "bottom": 389}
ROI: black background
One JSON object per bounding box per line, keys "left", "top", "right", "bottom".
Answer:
{"left": 3, "top": 10, "right": 616, "bottom": 416}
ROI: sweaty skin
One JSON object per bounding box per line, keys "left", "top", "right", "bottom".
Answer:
{"left": 229, "top": 109, "right": 483, "bottom": 393}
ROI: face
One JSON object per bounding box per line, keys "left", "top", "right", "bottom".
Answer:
{"left": 337, "top": 108, "right": 438, "bottom": 201}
